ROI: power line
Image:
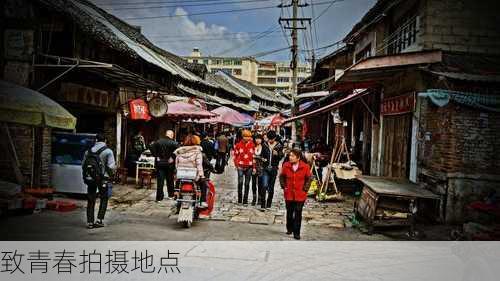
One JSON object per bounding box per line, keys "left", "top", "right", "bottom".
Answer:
{"left": 99, "top": 0, "right": 241, "bottom": 6}
{"left": 148, "top": 30, "right": 280, "bottom": 39}
{"left": 121, "top": 0, "right": 344, "bottom": 20}
{"left": 247, "top": 46, "right": 290, "bottom": 58}
{"left": 312, "top": 0, "right": 344, "bottom": 23}
{"left": 310, "top": 0, "right": 319, "bottom": 47}
{"left": 214, "top": 24, "right": 279, "bottom": 56}
{"left": 154, "top": 34, "right": 283, "bottom": 43}
{"left": 107, "top": 0, "right": 278, "bottom": 11}
{"left": 123, "top": 5, "right": 278, "bottom": 19}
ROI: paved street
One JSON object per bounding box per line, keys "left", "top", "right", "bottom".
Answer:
{"left": 0, "top": 162, "right": 395, "bottom": 241}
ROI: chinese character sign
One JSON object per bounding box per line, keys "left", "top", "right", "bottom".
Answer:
{"left": 381, "top": 93, "right": 416, "bottom": 115}
{"left": 129, "top": 99, "right": 152, "bottom": 121}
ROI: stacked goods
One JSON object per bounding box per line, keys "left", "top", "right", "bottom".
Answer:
{"left": 47, "top": 200, "right": 77, "bottom": 212}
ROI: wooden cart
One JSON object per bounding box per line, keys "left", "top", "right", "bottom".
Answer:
{"left": 356, "top": 176, "right": 440, "bottom": 235}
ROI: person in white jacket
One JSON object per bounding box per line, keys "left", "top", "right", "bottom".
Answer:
{"left": 174, "top": 134, "right": 208, "bottom": 208}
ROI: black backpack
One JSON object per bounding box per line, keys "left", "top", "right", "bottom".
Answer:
{"left": 82, "top": 146, "right": 108, "bottom": 185}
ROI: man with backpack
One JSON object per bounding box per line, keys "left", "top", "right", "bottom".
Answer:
{"left": 149, "top": 130, "right": 179, "bottom": 201}
{"left": 82, "top": 134, "right": 116, "bottom": 229}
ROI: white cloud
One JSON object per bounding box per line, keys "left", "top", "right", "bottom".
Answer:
{"left": 148, "top": 7, "right": 250, "bottom": 56}
{"left": 95, "top": 1, "right": 251, "bottom": 57}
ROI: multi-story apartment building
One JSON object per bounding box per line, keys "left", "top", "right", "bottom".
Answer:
{"left": 185, "top": 48, "right": 310, "bottom": 95}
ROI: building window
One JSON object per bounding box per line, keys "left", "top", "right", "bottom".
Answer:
{"left": 355, "top": 43, "right": 372, "bottom": 62}
{"left": 387, "top": 16, "right": 419, "bottom": 54}
{"left": 223, "top": 59, "right": 232, "bottom": 65}
{"left": 278, "top": 67, "right": 290, "bottom": 72}
{"left": 277, "top": 77, "right": 290, "bottom": 83}
{"left": 233, "top": 69, "right": 242, "bottom": 75}
{"left": 203, "top": 59, "right": 209, "bottom": 64}
{"left": 297, "top": 67, "right": 306, "bottom": 73}
{"left": 258, "top": 77, "right": 276, "bottom": 85}
{"left": 193, "top": 59, "right": 198, "bottom": 64}
{"left": 258, "top": 70, "right": 277, "bottom": 76}
{"left": 233, "top": 60, "right": 242, "bottom": 66}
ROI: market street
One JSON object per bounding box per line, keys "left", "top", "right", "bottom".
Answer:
{"left": 1, "top": 160, "right": 455, "bottom": 241}
{"left": 0, "top": 161, "right": 394, "bottom": 241}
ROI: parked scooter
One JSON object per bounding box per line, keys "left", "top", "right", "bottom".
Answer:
{"left": 174, "top": 167, "right": 215, "bottom": 228}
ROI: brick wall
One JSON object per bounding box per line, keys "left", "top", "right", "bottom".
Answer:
{"left": 40, "top": 127, "right": 51, "bottom": 187}
{"left": 419, "top": 101, "right": 500, "bottom": 175}
{"left": 422, "top": 0, "right": 500, "bottom": 55}
{"left": 419, "top": 99, "right": 500, "bottom": 223}
{"left": 0, "top": 124, "right": 33, "bottom": 184}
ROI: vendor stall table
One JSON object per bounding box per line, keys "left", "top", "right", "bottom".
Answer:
{"left": 356, "top": 176, "right": 440, "bottom": 235}
{"left": 135, "top": 158, "right": 155, "bottom": 185}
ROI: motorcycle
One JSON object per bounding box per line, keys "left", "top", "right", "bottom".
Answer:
{"left": 174, "top": 167, "right": 215, "bottom": 228}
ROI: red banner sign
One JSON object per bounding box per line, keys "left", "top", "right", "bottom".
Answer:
{"left": 381, "top": 93, "right": 415, "bottom": 115}
{"left": 129, "top": 99, "right": 151, "bottom": 120}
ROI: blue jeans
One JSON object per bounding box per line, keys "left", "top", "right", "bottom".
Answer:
{"left": 261, "top": 167, "right": 278, "bottom": 208}
{"left": 237, "top": 167, "right": 252, "bottom": 203}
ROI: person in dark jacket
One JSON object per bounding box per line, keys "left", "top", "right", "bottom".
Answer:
{"left": 150, "top": 130, "right": 179, "bottom": 201}
{"left": 253, "top": 134, "right": 270, "bottom": 207}
{"left": 200, "top": 131, "right": 216, "bottom": 161}
{"left": 280, "top": 149, "right": 312, "bottom": 240}
{"left": 261, "top": 130, "right": 284, "bottom": 209}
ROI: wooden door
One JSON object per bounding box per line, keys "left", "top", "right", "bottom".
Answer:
{"left": 382, "top": 114, "right": 412, "bottom": 178}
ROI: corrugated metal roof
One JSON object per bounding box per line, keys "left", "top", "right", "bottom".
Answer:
{"left": 72, "top": 1, "right": 206, "bottom": 84}
{"left": 205, "top": 73, "right": 251, "bottom": 99}
{"left": 177, "top": 84, "right": 256, "bottom": 112}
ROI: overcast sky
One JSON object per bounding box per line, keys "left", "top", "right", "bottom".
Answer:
{"left": 91, "top": 0, "right": 376, "bottom": 62}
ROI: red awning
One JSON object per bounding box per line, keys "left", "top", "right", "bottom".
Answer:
{"left": 284, "top": 89, "right": 371, "bottom": 123}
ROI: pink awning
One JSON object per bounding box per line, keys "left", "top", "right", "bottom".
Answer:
{"left": 167, "top": 101, "right": 217, "bottom": 119}
{"left": 200, "top": 106, "right": 254, "bottom": 126}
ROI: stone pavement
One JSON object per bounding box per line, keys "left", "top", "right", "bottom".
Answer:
{"left": 202, "top": 162, "right": 355, "bottom": 230}
{"left": 107, "top": 161, "right": 356, "bottom": 230}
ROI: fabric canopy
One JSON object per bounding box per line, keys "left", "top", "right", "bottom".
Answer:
{"left": 0, "top": 80, "right": 76, "bottom": 130}
{"left": 200, "top": 106, "right": 254, "bottom": 126}
{"left": 167, "top": 101, "right": 217, "bottom": 119}
{"left": 419, "top": 89, "right": 500, "bottom": 112}
{"left": 271, "top": 114, "right": 285, "bottom": 126}
{"left": 256, "top": 114, "right": 284, "bottom": 127}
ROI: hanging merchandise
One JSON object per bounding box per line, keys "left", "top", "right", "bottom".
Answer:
{"left": 129, "top": 99, "right": 151, "bottom": 120}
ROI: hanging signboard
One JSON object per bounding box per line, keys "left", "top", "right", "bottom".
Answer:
{"left": 148, "top": 96, "right": 168, "bottom": 118}
{"left": 381, "top": 92, "right": 415, "bottom": 115}
{"left": 129, "top": 99, "right": 151, "bottom": 120}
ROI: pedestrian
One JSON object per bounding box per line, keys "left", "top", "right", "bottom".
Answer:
{"left": 280, "top": 149, "right": 312, "bottom": 240}
{"left": 132, "top": 130, "right": 147, "bottom": 156}
{"left": 233, "top": 129, "right": 255, "bottom": 204}
{"left": 253, "top": 134, "right": 270, "bottom": 206}
{"left": 215, "top": 132, "right": 229, "bottom": 173}
{"left": 200, "top": 131, "right": 216, "bottom": 162}
{"left": 150, "top": 130, "right": 179, "bottom": 202}
{"left": 174, "top": 134, "right": 209, "bottom": 208}
{"left": 82, "top": 133, "right": 116, "bottom": 229}
{"left": 261, "top": 130, "right": 284, "bottom": 209}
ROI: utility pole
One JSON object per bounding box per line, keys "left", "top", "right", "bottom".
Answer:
{"left": 279, "top": 0, "right": 310, "bottom": 145}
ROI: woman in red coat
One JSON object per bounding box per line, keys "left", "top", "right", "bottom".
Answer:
{"left": 279, "top": 149, "right": 312, "bottom": 240}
